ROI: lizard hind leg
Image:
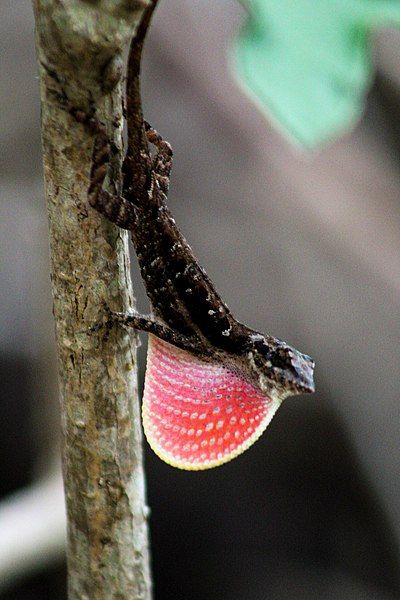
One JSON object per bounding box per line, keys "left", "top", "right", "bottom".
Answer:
{"left": 144, "top": 121, "right": 173, "bottom": 195}
{"left": 58, "top": 95, "right": 138, "bottom": 230}
{"left": 88, "top": 128, "right": 138, "bottom": 229}
{"left": 88, "top": 188, "right": 137, "bottom": 230}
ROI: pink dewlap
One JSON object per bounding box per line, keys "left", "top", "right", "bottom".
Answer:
{"left": 142, "top": 335, "right": 281, "bottom": 470}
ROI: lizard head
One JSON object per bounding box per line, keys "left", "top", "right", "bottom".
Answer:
{"left": 245, "top": 333, "right": 315, "bottom": 397}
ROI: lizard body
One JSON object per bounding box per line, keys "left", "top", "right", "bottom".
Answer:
{"left": 81, "top": 29, "right": 315, "bottom": 469}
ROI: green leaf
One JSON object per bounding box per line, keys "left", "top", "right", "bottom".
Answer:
{"left": 234, "top": 0, "right": 400, "bottom": 148}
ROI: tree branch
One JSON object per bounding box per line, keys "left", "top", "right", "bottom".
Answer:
{"left": 32, "top": 1, "right": 155, "bottom": 597}
{"left": 0, "top": 469, "right": 65, "bottom": 593}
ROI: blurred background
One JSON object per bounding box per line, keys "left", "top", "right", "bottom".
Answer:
{"left": 1, "top": 1, "right": 400, "bottom": 598}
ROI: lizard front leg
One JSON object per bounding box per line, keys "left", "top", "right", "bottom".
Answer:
{"left": 102, "top": 308, "right": 206, "bottom": 356}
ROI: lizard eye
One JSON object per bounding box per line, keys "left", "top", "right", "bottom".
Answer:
{"left": 251, "top": 340, "right": 314, "bottom": 394}
{"left": 252, "top": 338, "right": 274, "bottom": 364}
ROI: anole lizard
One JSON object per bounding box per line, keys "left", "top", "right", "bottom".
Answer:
{"left": 80, "top": 27, "right": 315, "bottom": 470}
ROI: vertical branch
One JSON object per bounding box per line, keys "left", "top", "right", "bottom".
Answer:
{"left": 32, "top": 2, "right": 155, "bottom": 598}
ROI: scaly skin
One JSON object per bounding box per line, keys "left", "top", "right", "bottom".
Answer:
{"left": 81, "top": 37, "right": 315, "bottom": 468}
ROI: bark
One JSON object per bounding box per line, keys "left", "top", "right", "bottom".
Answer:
{"left": 32, "top": 2, "right": 153, "bottom": 598}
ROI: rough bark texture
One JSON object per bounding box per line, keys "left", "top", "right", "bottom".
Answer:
{"left": 32, "top": 2, "right": 153, "bottom": 598}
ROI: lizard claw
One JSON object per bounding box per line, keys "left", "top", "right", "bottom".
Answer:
{"left": 86, "top": 300, "right": 115, "bottom": 336}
